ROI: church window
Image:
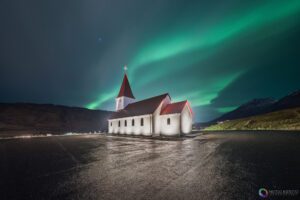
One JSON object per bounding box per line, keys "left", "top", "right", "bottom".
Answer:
{"left": 132, "top": 119, "right": 135, "bottom": 126}
{"left": 167, "top": 118, "right": 171, "bottom": 125}
{"left": 125, "top": 120, "right": 127, "bottom": 127}
{"left": 141, "top": 118, "right": 144, "bottom": 126}
{"left": 118, "top": 121, "right": 120, "bottom": 127}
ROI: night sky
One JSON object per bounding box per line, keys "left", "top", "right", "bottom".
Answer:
{"left": 0, "top": 0, "right": 300, "bottom": 122}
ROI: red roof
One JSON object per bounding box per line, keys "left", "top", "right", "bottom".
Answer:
{"left": 117, "top": 74, "right": 135, "bottom": 98}
{"left": 110, "top": 93, "right": 170, "bottom": 119}
{"left": 160, "top": 100, "right": 190, "bottom": 115}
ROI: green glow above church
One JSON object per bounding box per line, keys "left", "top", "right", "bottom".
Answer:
{"left": 85, "top": 0, "right": 300, "bottom": 122}
{"left": 1, "top": 1, "right": 300, "bottom": 122}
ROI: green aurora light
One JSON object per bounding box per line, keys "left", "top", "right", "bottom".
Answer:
{"left": 85, "top": 1, "right": 300, "bottom": 120}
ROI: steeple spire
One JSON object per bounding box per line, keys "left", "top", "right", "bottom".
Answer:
{"left": 115, "top": 66, "right": 135, "bottom": 111}
{"left": 117, "top": 66, "right": 135, "bottom": 99}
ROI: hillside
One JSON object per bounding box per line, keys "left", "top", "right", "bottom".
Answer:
{"left": 214, "top": 90, "right": 300, "bottom": 122}
{"left": 205, "top": 107, "right": 300, "bottom": 131}
{"left": 215, "top": 98, "right": 276, "bottom": 122}
{"left": 0, "top": 103, "right": 113, "bottom": 135}
{"left": 273, "top": 90, "right": 300, "bottom": 110}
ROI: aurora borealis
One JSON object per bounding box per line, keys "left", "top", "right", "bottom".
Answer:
{"left": 1, "top": 0, "right": 300, "bottom": 122}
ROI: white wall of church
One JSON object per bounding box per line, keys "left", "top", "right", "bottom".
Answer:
{"left": 115, "top": 96, "right": 135, "bottom": 111}
{"left": 108, "top": 96, "right": 193, "bottom": 136}
{"left": 108, "top": 114, "right": 152, "bottom": 136}
{"left": 153, "top": 96, "right": 171, "bottom": 135}
{"left": 160, "top": 114, "right": 181, "bottom": 136}
{"left": 181, "top": 105, "right": 193, "bottom": 134}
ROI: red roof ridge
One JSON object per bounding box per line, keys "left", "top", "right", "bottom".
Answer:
{"left": 109, "top": 93, "right": 170, "bottom": 119}
{"left": 124, "top": 93, "right": 170, "bottom": 109}
{"left": 117, "top": 73, "right": 135, "bottom": 98}
{"left": 160, "top": 100, "right": 190, "bottom": 115}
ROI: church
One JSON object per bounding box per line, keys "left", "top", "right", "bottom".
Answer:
{"left": 108, "top": 70, "right": 193, "bottom": 136}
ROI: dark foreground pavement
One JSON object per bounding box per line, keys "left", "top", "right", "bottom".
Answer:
{"left": 0, "top": 132, "right": 300, "bottom": 200}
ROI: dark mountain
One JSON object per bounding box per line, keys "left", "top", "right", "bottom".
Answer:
{"left": 215, "top": 98, "right": 276, "bottom": 122}
{"left": 214, "top": 90, "right": 300, "bottom": 122}
{"left": 193, "top": 121, "right": 215, "bottom": 130}
{"left": 0, "top": 103, "right": 113, "bottom": 135}
{"left": 272, "top": 90, "right": 300, "bottom": 111}
{"left": 206, "top": 107, "right": 300, "bottom": 131}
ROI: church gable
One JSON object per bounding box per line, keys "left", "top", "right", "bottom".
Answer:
{"left": 160, "top": 100, "right": 192, "bottom": 115}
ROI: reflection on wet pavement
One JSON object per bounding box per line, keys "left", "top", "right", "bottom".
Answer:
{"left": 0, "top": 132, "right": 299, "bottom": 199}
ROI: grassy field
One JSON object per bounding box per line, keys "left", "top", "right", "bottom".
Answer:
{"left": 205, "top": 107, "right": 300, "bottom": 131}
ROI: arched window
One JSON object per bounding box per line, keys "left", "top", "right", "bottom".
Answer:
{"left": 125, "top": 120, "right": 127, "bottom": 127}
{"left": 132, "top": 119, "right": 135, "bottom": 126}
{"left": 118, "top": 121, "right": 120, "bottom": 127}
{"left": 167, "top": 118, "right": 171, "bottom": 125}
{"left": 141, "top": 118, "right": 144, "bottom": 126}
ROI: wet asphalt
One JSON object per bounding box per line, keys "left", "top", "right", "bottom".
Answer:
{"left": 0, "top": 132, "right": 299, "bottom": 200}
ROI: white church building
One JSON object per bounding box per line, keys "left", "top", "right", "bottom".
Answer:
{"left": 108, "top": 71, "right": 193, "bottom": 136}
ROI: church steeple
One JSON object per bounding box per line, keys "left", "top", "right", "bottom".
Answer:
{"left": 115, "top": 66, "right": 135, "bottom": 111}
{"left": 117, "top": 73, "right": 135, "bottom": 99}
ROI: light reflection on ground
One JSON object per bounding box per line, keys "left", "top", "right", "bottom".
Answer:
{"left": 0, "top": 132, "right": 299, "bottom": 199}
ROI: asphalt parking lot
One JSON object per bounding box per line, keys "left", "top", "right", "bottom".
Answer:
{"left": 1, "top": 132, "right": 299, "bottom": 199}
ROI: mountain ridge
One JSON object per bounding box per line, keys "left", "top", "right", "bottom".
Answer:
{"left": 214, "top": 89, "right": 300, "bottom": 122}
{"left": 205, "top": 107, "right": 300, "bottom": 131}
{"left": 0, "top": 103, "right": 113, "bottom": 135}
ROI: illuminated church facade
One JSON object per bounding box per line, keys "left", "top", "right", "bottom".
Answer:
{"left": 108, "top": 71, "right": 193, "bottom": 136}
